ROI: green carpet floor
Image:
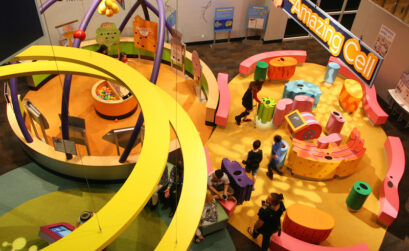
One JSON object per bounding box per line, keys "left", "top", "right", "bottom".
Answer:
{"left": 0, "top": 162, "right": 236, "bottom": 250}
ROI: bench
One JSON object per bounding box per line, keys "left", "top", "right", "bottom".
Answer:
{"left": 270, "top": 232, "right": 370, "bottom": 251}
{"left": 200, "top": 200, "right": 229, "bottom": 236}
{"left": 328, "top": 57, "right": 388, "bottom": 125}
{"left": 239, "top": 50, "right": 307, "bottom": 75}
{"left": 215, "top": 73, "right": 230, "bottom": 126}
{"left": 378, "top": 136, "right": 405, "bottom": 226}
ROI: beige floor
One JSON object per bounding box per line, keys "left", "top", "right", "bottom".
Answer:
{"left": 206, "top": 63, "right": 388, "bottom": 250}
{"left": 24, "top": 58, "right": 213, "bottom": 156}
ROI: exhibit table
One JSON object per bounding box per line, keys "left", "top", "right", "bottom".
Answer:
{"left": 388, "top": 89, "right": 409, "bottom": 127}
{"left": 283, "top": 203, "right": 335, "bottom": 244}
{"left": 91, "top": 80, "right": 138, "bottom": 120}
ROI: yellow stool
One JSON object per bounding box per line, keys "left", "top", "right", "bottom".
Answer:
{"left": 339, "top": 79, "right": 363, "bottom": 113}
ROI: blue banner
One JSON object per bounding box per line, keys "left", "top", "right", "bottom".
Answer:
{"left": 281, "top": 0, "right": 382, "bottom": 87}
{"left": 247, "top": 5, "right": 269, "bottom": 30}
{"left": 215, "top": 7, "right": 234, "bottom": 32}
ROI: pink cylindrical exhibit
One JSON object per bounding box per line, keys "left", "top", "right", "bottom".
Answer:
{"left": 273, "top": 98, "right": 293, "bottom": 127}
{"left": 325, "top": 111, "right": 345, "bottom": 134}
{"left": 292, "top": 95, "right": 314, "bottom": 113}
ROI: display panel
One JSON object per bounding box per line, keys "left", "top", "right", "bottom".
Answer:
{"left": 1, "top": 0, "right": 44, "bottom": 64}
{"left": 50, "top": 226, "right": 72, "bottom": 238}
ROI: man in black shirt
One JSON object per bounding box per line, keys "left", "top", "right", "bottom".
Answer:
{"left": 248, "top": 193, "right": 286, "bottom": 251}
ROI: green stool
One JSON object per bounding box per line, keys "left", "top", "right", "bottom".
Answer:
{"left": 254, "top": 61, "right": 269, "bottom": 81}
{"left": 346, "top": 181, "right": 372, "bottom": 211}
{"left": 257, "top": 97, "right": 276, "bottom": 123}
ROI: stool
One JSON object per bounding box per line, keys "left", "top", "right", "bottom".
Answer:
{"left": 217, "top": 199, "right": 237, "bottom": 216}
{"left": 325, "top": 111, "right": 345, "bottom": 134}
{"left": 346, "top": 181, "right": 372, "bottom": 211}
{"left": 268, "top": 57, "right": 297, "bottom": 80}
{"left": 324, "top": 62, "right": 340, "bottom": 84}
{"left": 273, "top": 98, "right": 293, "bottom": 127}
{"left": 339, "top": 79, "right": 363, "bottom": 113}
{"left": 254, "top": 61, "right": 269, "bottom": 81}
{"left": 257, "top": 97, "right": 276, "bottom": 123}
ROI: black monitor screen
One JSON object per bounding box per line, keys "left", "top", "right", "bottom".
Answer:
{"left": 0, "top": 0, "right": 44, "bottom": 64}
{"left": 288, "top": 112, "right": 304, "bottom": 129}
{"left": 50, "top": 226, "right": 72, "bottom": 238}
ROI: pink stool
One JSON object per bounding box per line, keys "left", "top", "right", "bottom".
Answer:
{"left": 273, "top": 98, "right": 293, "bottom": 127}
{"left": 217, "top": 199, "right": 237, "bottom": 216}
{"left": 317, "top": 133, "right": 342, "bottom": 149}
{"left": 325, "top": 111, "right": 345, "bottom": 134}
{"left": 292, "top": 95, "right": 314, "bottom": 113}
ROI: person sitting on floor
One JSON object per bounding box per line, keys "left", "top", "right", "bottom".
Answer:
{"left": 164, "top": 160, "right": 184, "bottom": 217}
{"left": 150, "top": 164, "right": 168, "bottom": 209}
{"left": 208, "top": 169, "right": 235, "bottom": 201}
{"left": 243, "top": 139, "right": 263, "bottom": 189}
{"left": 194, "top": 190, "right": 218, "bottom": 243}
{"left": 267, "top": 135, "right": 284, "bottom": 179}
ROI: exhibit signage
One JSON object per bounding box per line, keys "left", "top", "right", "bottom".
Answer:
{"left": 214, "top": 7, "right": 234, "bottom": 32}
{"left": 281, "top": 0, "right": 383, "bottom": 87}
{"left": 247, "top": 5, "right": 269, "bottom": 30}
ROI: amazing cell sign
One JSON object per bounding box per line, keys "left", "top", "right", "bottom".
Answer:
{"left": 281, "top": 0, "right": 383, "bottom": 87}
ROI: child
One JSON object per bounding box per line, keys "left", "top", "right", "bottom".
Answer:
{"left": 235, "top": 79, "right": 263, "bottom": 125}
{"left": 119, "top": 52, "right": 128, "bottom": 63}
{"left": 75, "top": 211, "right": 94, "bottom": 228}
{"left": 96, "top": 44, "right": 108, "bottom": 55}
{"left": 243, "top": 140, "right": 262, "bottom": 189}
{"left": 267, "top": 135, "right": 284, "bottom": 179}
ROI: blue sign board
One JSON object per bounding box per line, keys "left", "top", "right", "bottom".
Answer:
{"left": 247, "top": 5, "right": 269, "bottom": 30}
{"left": 281, "top": 0, "right": 382, "bottom": 87}
{"left": 167, "top": 11, "right": 177, "bottom": 28}
{"left": 214, "top": 7, "right": 234, "bottom": 32}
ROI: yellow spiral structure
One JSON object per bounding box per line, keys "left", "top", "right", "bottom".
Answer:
{"left": 0, "top": 46, "right": 207, "bottom": 250}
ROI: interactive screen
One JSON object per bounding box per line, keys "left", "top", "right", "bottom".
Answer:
{"left": 288, "top": 112, "right": 304, "bottom": 129}
{"left": 50, "top": 226, "right": 72, "bottom": 238}
{"left": 1, "top": 0, "right": 44, "bottom": 65}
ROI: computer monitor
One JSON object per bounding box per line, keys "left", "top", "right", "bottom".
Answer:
{"left": 49, "top": 225, "right": 72, "bottom": 238}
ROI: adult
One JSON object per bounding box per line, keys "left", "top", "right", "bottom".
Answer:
{"left": 243, "top": 140, "right": 263, "bottom": 189}
{"left": 248, "top": 193, "right": 286, "bottom": 251}
{"left": 164, "top": 160, "right": 184, "bottom": 217}
{"left": 194, "top": 190, "right": 218, "bottom": 243}
{"left": 235, "top": 79, "right": 263, "bottom": 125}
{"left": 208, "top": 169, "right": 235, "bottom": 201}
{"left": 267, "top": 135, "right": 284, "bottom": 179}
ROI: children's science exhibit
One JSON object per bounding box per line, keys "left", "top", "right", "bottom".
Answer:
{"left": 0, "top": 0, "right": 408, "bottom": 250}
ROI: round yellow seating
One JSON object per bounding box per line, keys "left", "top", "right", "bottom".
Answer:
{"left": 283, "top": 203, "right": 335, "bottom": 243}
{"left": 339, "top": 79, "right": 363, "bottom": 113}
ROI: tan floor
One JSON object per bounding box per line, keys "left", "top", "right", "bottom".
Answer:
{"left": 24, "top": 58, "right": 213, "bottom": 156}
{"left": 206, "top": 63, "right": 387, "bottom": 250}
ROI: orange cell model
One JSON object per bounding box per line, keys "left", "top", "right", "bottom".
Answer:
{"left": 268, "top": 57, "right": 297, "bottom": 80}
{"left": 339, "top": 79, "right": 363, "bottom": 113}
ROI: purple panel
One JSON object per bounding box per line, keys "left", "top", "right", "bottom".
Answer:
{"left": 221, "top": 158, "right": 253, "bottom": 204}
{"left": 9, "top": 76, "right": 33, "bottom": 143}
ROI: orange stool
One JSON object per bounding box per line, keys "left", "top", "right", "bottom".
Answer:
{"left": 268, "top": 57, "right": 297, "bottom": 80}
{"left": 283, "top": 203, "right": 335, "bottom": 244}
{"left": 339, "top": 79, "right": 363, "bottom": 113}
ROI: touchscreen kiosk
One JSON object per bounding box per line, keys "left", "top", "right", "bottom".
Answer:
{"left": 39, "top": 222, "right": 75, "bottom": 244}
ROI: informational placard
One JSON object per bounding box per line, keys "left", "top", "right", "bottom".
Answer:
{"left": 96, "top": 23, "right": 120, "bottom": 51}
{"left": 247, "top": 5, "right": 268, "bottom": 30}
{"left": 374, "top": 25, "right": 395, "bottom": 58}
{"left": 167, "top": 11, "right": 177, "bottom": 28}
{"left": 52, "top": 137, "right": 77, "bottom": 156}
{"left": 396, "top": 72, "right": 409, "bottom": 103}
{"left": 55, "top": 20, "right": 78, "bottom": 47}
{"left": 171, "top": 29, "right": 184, "bottom": 65}
{"left": 214, "top": 7, "right": 234, "bottom": 32}
{"left": 281, "top": 0, "right": 383, "bottom": 88}
{"left": 133, "top": 15, "right": 158, "bottom": 52}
